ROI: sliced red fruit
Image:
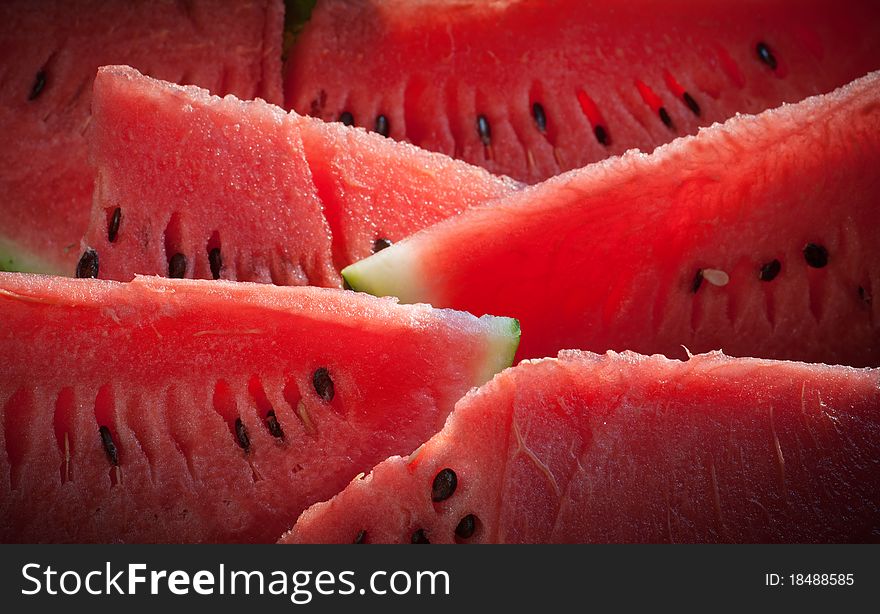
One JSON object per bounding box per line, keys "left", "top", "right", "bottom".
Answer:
{"left": 80, "top": 65, "right": 518, "bottom": 286}
{"left": 0, "top": 0, "right": 284, "bottom": 274}
{"left": 0, "top": 272, "right": 519, "bottom": 542}
{"left": 285, "top": 0, "right": 880, "bottom": 183}
{"left": 284, "top": 350, "right": 880, "bottom": 544}
{"left": 343, "top": 71, "right": 880, "bottom": 367}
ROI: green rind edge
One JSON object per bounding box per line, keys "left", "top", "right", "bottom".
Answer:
{"left": 476, "top": 316, "right": 521, "bottom": 387}
{"left": 0, "top": 238, "right": 66, "bottom": 275}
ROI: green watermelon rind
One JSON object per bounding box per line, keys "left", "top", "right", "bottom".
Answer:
{"left": 341, "top": 244, "right": 422, "bottom": 303}
{"left": 478, "top": 315, "right": 521, "bottom": 384}
{"left": 0, "top": 238, "right": 66, "bottom": 275}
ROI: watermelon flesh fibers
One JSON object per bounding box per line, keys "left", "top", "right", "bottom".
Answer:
{"left": 80, "top": 66, "right": 518, "bottom": 286}
{"left": 0, "top": 272, "right": 519, "bottom": 543}
{"left": 344, "top": 71, "right": 880, "bottom": 367}
{"left": 285, "top": 350, "right": 880, "bottom": 544}
{"left": 285, "top": 0, "right": 880, "bottom": 183}
{"left": 0, "top": 0, "right": 284, "bottom": 274}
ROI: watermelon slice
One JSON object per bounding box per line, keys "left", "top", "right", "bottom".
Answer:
{"left": 284, "top": 0, "right": 880, "bottom": 183}
{"left": 284, "top": 350, "right": 880, "bottom": 544}
{"left": 343, "top": 71, "right": 880, "bottom": 367}
{"left": 0, "top": 0, "right": 284, "bottom": 275}
{"left": 79, "top": 65, "right": 518, "bottom": 286}
{"left": 0, "top": 272, "right": 519, "bottom": 543}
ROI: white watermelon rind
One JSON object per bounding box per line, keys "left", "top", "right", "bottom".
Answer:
{"left": 0, "top": 237, "right": 66, "bottom": 275}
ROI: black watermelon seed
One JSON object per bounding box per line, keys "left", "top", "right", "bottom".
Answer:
{"left": 354, "top": 530, "right": 367, "bottom": 544}
{"left": 312, "top": 367, "right": 335, "bottom": 402}
{"left": 234, "top": 417, "right": 250, "bottom": 452}
{"left": 265, "top": 410, "right": 284, "bottom": 439}
{"left": 532, "top": 103, "right": 547, "bottom": 133}
{"left": 76, "top": 248, "right": 99, "bottom": 278}
{"left": 658, "top": 107, "right": 673, "bottom": 128}
{"left": 99, "top": 426, "right": 119, "bottom": 466}
{"left": 858, "top": 286, "right": 872, "bottom": 306}
{"left": 803, "top": 243, "right": 828, "bottom": 268}
{"left": 411, "top": 529, "right": 430, "bottom": 544}
{"left": 682, "top": 92, "right": 701, "bottom": 116}
{"left": 208, "top": 247, "right": 222, "bottom": 280}
{"left": 339, "top": 111, "right": 354, "bottom": 126}
{"left": 691, "top": 269, "right": 704, "bottom": 293}
{"left": 375, "top": 114, "right": 389, "bottom": 137}
{"left": 476, "top": 115, "right": 491, "bottom": 146}
{"left": 372, "top": 237, "right": 392, "bottom": 253}
{"left": 455, "top": 514, "right": 476, "bottom": 539}
{"left": 594, "top": 125, "right": 609, "bottom": 146}
{"left": 756, "top": 42, "right": 778, "bottom": 70}
{"left": 168, "top": 253, "right": 187, "bottom": 278}
{"left": 107, "top": 207, "right": 121, "bottom": 243}
{"left": 28, "top": 70, "right": 47, "bottom": 101}
{"left": 759, "top": 259, "right": 781, "bottom": 282}
{"left": 431, "top": 468, "right": 458, "bottom": 502}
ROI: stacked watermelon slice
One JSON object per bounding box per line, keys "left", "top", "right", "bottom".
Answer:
{"left": 1, "top": 0, "right": 879, "bottom": 543}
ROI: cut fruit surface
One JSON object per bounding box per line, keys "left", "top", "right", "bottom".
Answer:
{"left": 81, "top": 66, "right": 518, "bottom": 285}
{"left": 0, "top": 272, "right": 519, "bottom": 543}
{"left": 0, "top": 0, "right": 284, "bottom": 274}
{"left": 285, "top": 350, "right": 880, "bottom": 544}
{"left": 343, "top": 71, "right": 880, "bottom": 367}
{"left": 285, "top": 0, "right": 880, "bottom": 183}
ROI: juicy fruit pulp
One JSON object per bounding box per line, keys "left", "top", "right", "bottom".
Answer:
{"left": 81, "top": 66, "right": 517, "bottom": 286}
{"left": 285, "top": 0, "right": 880, "bottom": 183}
{"left": 0, "top": 0, "right": 284, "bottom": 274}
{"left": 0, "top": 273, "right": 519, "bottom": 542}
{"left": 285, "top": 351, "right": 880, "bottom": 544}
{"left": 343, "top": 71, "right": 880, "bottom": 367}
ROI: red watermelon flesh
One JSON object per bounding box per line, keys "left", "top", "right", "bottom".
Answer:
{"left": 343, "top": 71, "right": 880, "bottom": 367}
{"left": 0, "top": 272, "right": 519, "bottom": 543}
{"left": 284, "top": 350, "right": 880, "bottom": 544}
{"left": 284, "top": 0, "right": 880, "bottom": 184}
{"left": 0, "top": 0, "right": 284, "bottom": 275}
{"left": 81, "top": 66, "right": 518, "bottom": 285}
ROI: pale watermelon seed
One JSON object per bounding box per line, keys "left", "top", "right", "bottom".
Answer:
{"left": 372, "top": 238, "right": 393, "bottom": 253}
{"left": 234, "top": 418, "right": 250, "bottom": 452}
{"left": 756, "top": 42, "right": 778, "bottom": 71}
{"left": 432, "top": 468, "right": 458, "bottom": 502}
{"left": 455, "top": 514, "right": 476, "bottom": 540}
{"left": 208, "top": 247, "right": 222, "bottom": 279}
{"left": 703, "top": 269, "right": 729, "bottom": 287}
{"left": 803, "top": 243, "right": 829, "bottom": 268}
{"left": 98, "top": 426, "right": 119, "bottom": 466}
{"left": 691, "top": 269, "right": 704, "bottom": 293}
{"left": 375, "top": 115, "right": 389, "bottom": 137}
{"left": 312, "top": 368, "right": 335, "bottom": 402}
{"left": 682, "top": 92, "right": 701, "bottom": 116}
{"left": 411, "top": 529, "right": 430, "bottom": 544}
{"left": 339, "top": 111, "right": 354, "bottom": 126}
{"left": 168, "top": 253, "right": 187, "bottom": 278}
{"left": 354, "top": 530, "right": 367, "bottom": 544}
{"left": 76, "top": 248, "right": 99, "bottom": 278}
{"left": 476, "top": 115, "right": 491, "bottom": 146}
{"left": 532, "top": 103, "right": 547, "bottom": 133}
{"left": 28, "top": 70, "right": 47, "bottom": 101}
{"left": 265, "top": 410, "right": 284, "bottom": 440}
{"left": 759, "top": 259, "right": 781, "bottom": 281}
{"left": 107, "top": 207, "right": 121, "bottom": 243}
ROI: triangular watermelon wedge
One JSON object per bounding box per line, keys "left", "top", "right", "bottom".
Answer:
{"left": 285, "top": 0, "right": 880, "bottom": 183}
{"left": 0, "top": 272, "right": 519, "bottom": 543}
{"left": 284, "top": 350, "right": 880, "bottom": 544}
{"left": 343, "top": 71, "right": 880, "bottom": 367}
{"left": 79, "top": 65, "right": 518, "bottom": 285}
{"left": 0, "top": 0, "right": 284, "bottom": 275}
